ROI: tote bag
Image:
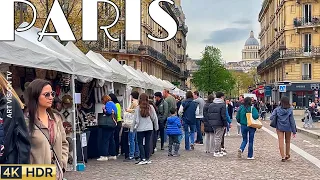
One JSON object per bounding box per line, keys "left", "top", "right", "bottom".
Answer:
{"left": 97, "top": 113, "right": 117, "bottom": 128}
{"left": 122, "top": 112, "right": 135, "bottom": 128}
{"left": 246, "top": 107, "right": 262, "bottom": 129}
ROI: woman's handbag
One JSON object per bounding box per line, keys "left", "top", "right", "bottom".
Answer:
{"left": 246, "top": 107, "right": 262, "bottom": 129}
{"left": 122, "top": 112, "right": 134, "bottom": 128}
{"left": 270, "top": 109, "right": 278, "bottom": 128}
{"left": 97, "top": 112, "right": 117, "bottom": 128}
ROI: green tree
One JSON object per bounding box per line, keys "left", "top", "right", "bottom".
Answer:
{"left": 192, "top": 46, "right": 235, "bottom": 95}
{"left": 230, "top": 70, "right": 256, "bottom": 98}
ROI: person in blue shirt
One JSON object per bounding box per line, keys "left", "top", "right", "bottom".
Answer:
{"left": 97, "top": 95, "right": 118, "bottom": 161}
{"left": 166, "top": 108, "right": 182, "bottom": 157}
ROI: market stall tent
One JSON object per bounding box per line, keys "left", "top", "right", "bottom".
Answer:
{"left": 123, "top": 65, "right": 147, "bottom": 89}
{"left": 85, "top": 51, "right": 127, "bottom": 84}
{"left": 109, "top": 59, "right": 142, "bottom": 88}
{"left": 16, "top": 22, "right": 108, "bottom": 81}
{"left": 0, "top": 34, "right": 74, "bottom": 74}
{"left": 142, "top": 72, "right": 163, "bottom": 92}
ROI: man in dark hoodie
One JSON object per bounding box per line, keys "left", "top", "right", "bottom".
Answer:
{"left": 207, "top": 92, "right": 227, "bottom": 157}
{"left": 154, "top": 92, "right": 169, "bottom": 150}
{"left": 178, "top": 91, "right": 198, "bottom": 150}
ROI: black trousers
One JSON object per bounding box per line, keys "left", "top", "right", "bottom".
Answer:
{"left": 152, "top": 129, "right": 157, "bottom": 153}
{"left": 121, "top": 128, "right": 129, "bottom": 159}
{"left": 114, "top": 121, "right": 122, "bottom": 155}
{"left": 221, "top": 128, "right": 226, "bottom": 149}
{"left": 158, "top": 127, "right": 165, "bottom": 149}
{"left": 137, "top": 130, "right": 152, "bottom": 161}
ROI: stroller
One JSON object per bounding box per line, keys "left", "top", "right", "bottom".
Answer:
{"left": 303, "top": 109, "right": 314, "bottom": 129}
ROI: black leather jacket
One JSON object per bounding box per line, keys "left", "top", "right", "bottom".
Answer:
{"left": 0, "top": 94, "right": 30, "bottom": 164}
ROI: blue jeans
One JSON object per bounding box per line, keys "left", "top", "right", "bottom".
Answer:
{"left": 129, "top": 131, "right": 140, "bottom": 158}
{"left": 239, "top": 125, "right": 256, "bottom": 158}
{"left": 100, "top": 127, "right": 116, "bottom": 156}
{"left": 183, "top": 123, "right": 195, "bottom": 150}
{"left": 195, "top": 118, "right": 203, "bottom": 142}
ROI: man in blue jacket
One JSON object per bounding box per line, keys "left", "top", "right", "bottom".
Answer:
{"left": 178, "top": 91, "right": 198, "bottom": 150}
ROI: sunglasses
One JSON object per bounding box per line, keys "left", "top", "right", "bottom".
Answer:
{"left": 42, "top": 91, "right": 56, "bottom": 99}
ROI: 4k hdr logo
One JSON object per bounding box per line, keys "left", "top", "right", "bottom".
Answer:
{"left": 0, "top": 0, "right": 178, "bottom": 42}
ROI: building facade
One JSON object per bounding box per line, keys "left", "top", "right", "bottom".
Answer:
{"left": 225, "top": 31, "right": 260, "bottom": 73}
{"left": 186, "top": 57, "right": 200, "bottom": 92}
{"left": 23, "top": 0, "right": 188, "bottom": 89}
{"left": 96, "top": 0, "right": 188, "bottom": 89}
{"left": 258, "top": 0, "right": 320, "bottom": 108}
{"left": 242, "top": 31, "right": 260, "bottom": 65}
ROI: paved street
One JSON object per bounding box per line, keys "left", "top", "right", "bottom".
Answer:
{"left": 65, "top": 117, "right": 320, "bottom": 180}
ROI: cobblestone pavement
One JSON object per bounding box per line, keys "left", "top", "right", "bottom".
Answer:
{"left": 65, "top": 118, "right": 320, "bottom": 180}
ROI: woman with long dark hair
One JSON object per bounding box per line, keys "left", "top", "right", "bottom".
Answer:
{"left": 132, "top": 93, "right": 158, "bottom": 165}
{"left": 26, "top": 79, "right": 68, "bottom": 179}
{"left": 270, "top": 96, "right": 296, "bottom": 162}
{"left": 109, "top": 93, "right": 122, "bottom": 156}
{"left": 236, "top": 97, "right": 259, "bottom": 160}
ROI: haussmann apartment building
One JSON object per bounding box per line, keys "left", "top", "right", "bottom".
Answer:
{"left": 258, "top": 0, "right": 320, "bottom": 108}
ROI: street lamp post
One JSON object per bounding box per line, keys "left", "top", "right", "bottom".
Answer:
{"left": 138, "top": 41, "right": 146, "bottom": 71}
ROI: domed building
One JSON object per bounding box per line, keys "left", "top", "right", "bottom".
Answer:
{"left": 241, "top": 31, "right": 260, "bottom": 65}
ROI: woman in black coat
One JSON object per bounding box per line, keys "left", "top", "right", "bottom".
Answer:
{"left": 203, "top": 95, "right": 214, "bottom": 153}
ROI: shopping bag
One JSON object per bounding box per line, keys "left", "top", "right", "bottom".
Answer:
{"left": 246, "top": 107, "right": 262, "bottom": 129}
{"left": 122, "top": 112, "right": 135, "bottom": 128}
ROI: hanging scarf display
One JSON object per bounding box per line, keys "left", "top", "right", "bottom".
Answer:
{"left": 61, "top": 74, "right": 71, "bottom": 93}
{"left": 94, "top": 81, "right": 108, "bottom": 104}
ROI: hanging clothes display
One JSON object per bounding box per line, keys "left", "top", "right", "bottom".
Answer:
{"left": 94, "top": 80, "right": 108, "bottom": 104}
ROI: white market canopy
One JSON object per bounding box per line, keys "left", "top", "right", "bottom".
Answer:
{"left": 109, "top": 59, "right": 142, "bottom": 88}
{"left": 0, "top": 34, "right": 74, "bottom": 74}
{"left": 126, "top": 66, "right": 154, "bottom": 90}
{"left": 16, "top": 22, "right": 107, "bottom": 81}
{"left": 122, "top": 64, "right": 146, "bottom": 89}
{"left": 142, "top": 72, "right": 163, "bottom": 92}
{"left": 85, "top": 51, "right": 127, "bottom": 84}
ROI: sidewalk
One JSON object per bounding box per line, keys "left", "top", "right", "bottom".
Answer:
{"left": 294, "top": 115, "right": 320, "bottom": 139}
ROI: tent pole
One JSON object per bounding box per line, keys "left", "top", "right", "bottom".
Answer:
{"left": 71, "top": 74, "right": 77, "bottom": 171}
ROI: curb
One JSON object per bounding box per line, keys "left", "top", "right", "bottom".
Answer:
{"left": 297, "top": 127, "right": 320, "bottom": 139}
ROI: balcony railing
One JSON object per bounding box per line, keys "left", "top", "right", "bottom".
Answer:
{"left": 258, "top": 46, "right": 320, "bottom": 72}
{"left": 177, "top": 55, "right": 185, "bottom": 63}
{"left": 302, "top": 75, "right": 311, "bottom": 80}
{"left": 294, "top": 16, "right": 320, "bottom": 27}
{"left": 96, "top": 42, "right": 181, "bottom": 74}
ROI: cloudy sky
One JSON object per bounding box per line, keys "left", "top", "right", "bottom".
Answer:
{"left": 181, "top": 0, "right": 264, "bottom": 62}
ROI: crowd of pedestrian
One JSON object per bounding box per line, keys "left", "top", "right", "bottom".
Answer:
{"left": 0, "top": 74, "right": 299, "bottom": 180}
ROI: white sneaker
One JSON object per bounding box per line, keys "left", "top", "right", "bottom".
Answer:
{"left": 147, "top": 160, "right": 152, "bottom": 164}
{"left": 247, "top": 157, "right": 255, "bottom": 160}
{"left": 154, "top": 148, "right": 157, "bottom": 152}
{"left": 213, "top": 152, "right": 223, "bottom": 157}
{"left": 97, "top": 156, "right": 108, "bottom": 161}
{"left": 237, "top": 149, "right": 242, "bottom": 158}
{"left": 137, "top": 160, "right": 148, "bottom": 165}
{"left": 220, "top": 151, "right": 227, "bottom": 156}
{"left": 109, "top": 156, "right": 117, "bottom": 160}
{"left": 227, "top": 132, "right": 230, "bottom": 136}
